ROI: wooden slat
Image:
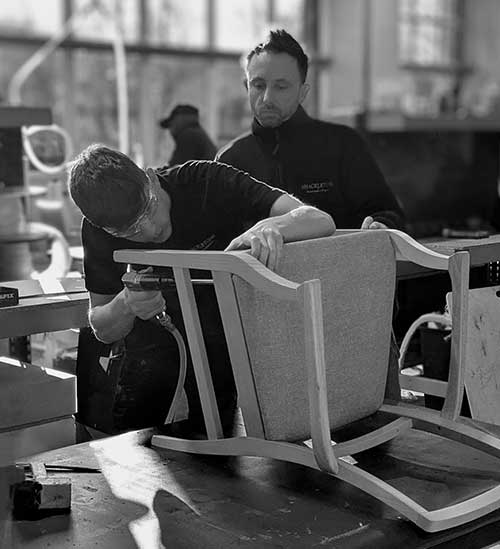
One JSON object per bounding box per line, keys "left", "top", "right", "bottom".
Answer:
{"left": 152, "top": 435, "right": 318, "bottom": 469}
{"left": 212, "top": 271, "right": 265, "bottom": 438}
{"left": 442, "top": 252, "right": 469, "bottom": 420}
{"left": 334, "top": 418, "right": 412, "bottom": 457}
{"left": 337, "top": 229, "right": 450, "bottom": 269}
{"left": 336, "top": 455, "right": 500, "bottom": 532}
{"left": 399, "top": 374, "right": 448, "bottom": 398}
{"left": 173, "top": 267, "right": 222, "bottom": 439}
{"left": 299, "top": 280, "right": 338, "bottom": 474}
{"left": 387, "top": 229, "right": 450, "bottom": 269}
{"left": 334, "top": 458, "right": 433, "bottom": 530}
{"left": 381, "top": 403, "right": 500, "bottom": 459}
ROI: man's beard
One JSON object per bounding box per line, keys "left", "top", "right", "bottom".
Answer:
{"left": 257, "top": 108, "right": 283, "bottom": 127}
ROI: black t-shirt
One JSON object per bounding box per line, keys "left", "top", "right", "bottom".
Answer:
{"left": 82, "top": 160, "right": 284, "bottom": 348}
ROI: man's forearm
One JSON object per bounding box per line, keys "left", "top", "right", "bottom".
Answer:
{"left": 89, "top": 290, "right": 136, "bottom": 343}
{"left": 270, "top": 205, "right": 335, "bottom": 242}
{"left": 225, "top": 204, "right": 335, "bottom": 270}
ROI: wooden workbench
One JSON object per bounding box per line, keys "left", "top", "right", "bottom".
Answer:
{"left": 0, "top": 278, "right": 88, "bottom": 339}
{"left": 0, "top": 279, "right": 87, "bottom": 463}
{"left": 5, "top": 416, "right": 500, "bottom": 548}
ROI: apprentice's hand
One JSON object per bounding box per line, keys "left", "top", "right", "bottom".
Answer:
{"left": 361, "top": 216, "right": 388, "bottom": 230}
{"left": 225, "top": 220, "right": 284, "bottom": 271}
{"left": 123, "top": 287, "right": 165, "bottom": 320}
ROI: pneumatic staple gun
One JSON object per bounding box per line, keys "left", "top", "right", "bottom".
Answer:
{"left": 121, "top": 271, "right": 177, "bottom": 330}
{"left": 121, "top": 271, "right": 214, "bottom": 329}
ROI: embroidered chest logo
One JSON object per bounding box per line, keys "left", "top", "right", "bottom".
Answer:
{"left": 192, "top": 234, "right": 216, "bottom": 250}
{"left": 300, "top": 181, "right": 334, "bottom": 193}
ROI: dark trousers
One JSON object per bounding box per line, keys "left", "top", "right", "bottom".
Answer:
{"left": 76, "top": 326, "right": 236, "bottom": 435}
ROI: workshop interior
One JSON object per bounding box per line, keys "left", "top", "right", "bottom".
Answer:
{"left": 3, "top": 1, "right": 500, "bottom": 547}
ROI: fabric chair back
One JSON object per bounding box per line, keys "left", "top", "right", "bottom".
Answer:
{"left": 234, "top": 231, "right": 396, "bottom": 441}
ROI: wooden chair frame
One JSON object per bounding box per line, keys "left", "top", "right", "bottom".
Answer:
{"left": 115, "top": 229, "right": 500, "bottom": 532}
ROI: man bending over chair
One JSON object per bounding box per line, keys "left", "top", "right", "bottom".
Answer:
{"left": 68, "top": 144, "right": 334, "bottom": 438}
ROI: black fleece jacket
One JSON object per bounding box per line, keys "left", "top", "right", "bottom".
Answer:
{"left": 216, "top": 106, "right": 404, "bottom": 230}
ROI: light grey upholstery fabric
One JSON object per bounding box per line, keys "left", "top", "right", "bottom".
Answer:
{"left": 233, "top": 231, "right": 396, "bottom": 441}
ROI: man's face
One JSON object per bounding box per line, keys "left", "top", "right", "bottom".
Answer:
{"left": 126, "top": 189, "right": 172, "bottom": 243}
{"left": 246, "top": 51, "right": 309, "bottom": 128}
{"left": 106, "top": 170, "right": 173, "bottom": 243}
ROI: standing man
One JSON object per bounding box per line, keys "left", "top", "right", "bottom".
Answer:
{"left": 217, "top": 29, "right": 404, "bottom": 400}
{"left": 69, "top": 144, "right": 334, "bottom": 438}
{"left": 216, "top": 29, "right": 404, "bottom": 232}
{"left": 159, "top": 104, "right": 217, "bottom": 166}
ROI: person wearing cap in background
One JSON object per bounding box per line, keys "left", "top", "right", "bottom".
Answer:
{"left": 159, "top": 104, "right": 217, "bottom": 166}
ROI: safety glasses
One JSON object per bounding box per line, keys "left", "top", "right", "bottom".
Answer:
{"left": 105, "top": 175, "right": 159, "bottom": 239}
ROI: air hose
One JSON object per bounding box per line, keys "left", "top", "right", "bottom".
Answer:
{"left": 398, "top": 313, "right": 451, "bottom": 373}
{"left": 154, "top": 310, "right": 187, "bottom": 424}
{"left": 121, "top": 270, "right": 189, "bottom": 425}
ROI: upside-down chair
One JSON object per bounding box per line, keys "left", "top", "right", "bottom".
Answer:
{"left": 115, "top": 229, "right": 500, "bottom": 532}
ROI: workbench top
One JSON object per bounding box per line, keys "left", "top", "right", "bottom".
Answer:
{"left": 0, "top": 278, "right": 88, "bottom": 339}
{"left": 398, "top": 233, "right": 500, "bottom": 278}
{"left": 5, "top": 416, "right": 500, "bottom": 548}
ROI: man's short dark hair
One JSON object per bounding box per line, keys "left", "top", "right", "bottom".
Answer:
{"left": 246, "top": 29, "right": 309, "bottom": 83}
{"left": 68, "top": 144, "right": 148, "bottom": 230}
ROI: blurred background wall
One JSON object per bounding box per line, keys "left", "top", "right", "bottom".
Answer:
{"left": 1, "top": 0, "right": 500, "bottom": 238}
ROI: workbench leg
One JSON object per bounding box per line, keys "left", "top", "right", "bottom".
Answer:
{"left": 8, "top": 336, "right": 31, "bottom": 362}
